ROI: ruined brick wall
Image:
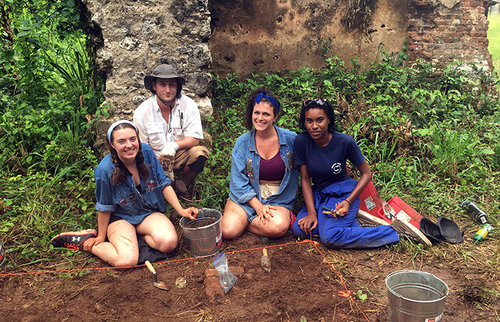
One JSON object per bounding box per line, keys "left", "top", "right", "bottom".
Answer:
{"left": 407, "top": 0, "right": 492, "bottom": 70}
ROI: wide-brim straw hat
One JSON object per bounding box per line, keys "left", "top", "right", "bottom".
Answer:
{"left": 144, "top": 64, "right": 185, "bottom": 91}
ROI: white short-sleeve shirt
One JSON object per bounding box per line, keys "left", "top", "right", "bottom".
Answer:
{"left": 133, "top": 94, "right": 204, "bottom": 156}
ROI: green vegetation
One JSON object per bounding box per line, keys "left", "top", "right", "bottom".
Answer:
{"left": 0, "top": 1, "right": 498, "bottom": 270}
{"left": 205, "top": 56, "right": 499, "bottom": 219}
{"left": 0, "top": 0, "right": 104, "bottom": 265}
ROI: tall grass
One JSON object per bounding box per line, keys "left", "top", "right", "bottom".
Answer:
{"left": 0, "top": 1, "right": 103, "bottom": 266}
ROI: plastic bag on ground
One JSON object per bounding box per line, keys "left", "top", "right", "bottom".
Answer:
{"left": 212, "top": 252, "right": 237, "bottom": 294}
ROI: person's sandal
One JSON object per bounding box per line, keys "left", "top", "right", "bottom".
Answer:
{"left": 356, "top": 210, "right": 390, "bottom": 227}
{"left": 419, "top": 217, "right": 445, "bottom": 244}
{"left": 437, "top": 217, "right": 464, "bottom": 244}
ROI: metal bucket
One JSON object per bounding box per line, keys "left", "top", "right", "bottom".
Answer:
{"left": 385, "top": 270, "right": 449, "bottom": 322}
{"left": 179, "top": 208, "right": 222, "bottom": 257}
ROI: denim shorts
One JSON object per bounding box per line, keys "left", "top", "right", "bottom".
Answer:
{"left": 109, "top": 214, "right": 149, "bottom": 225}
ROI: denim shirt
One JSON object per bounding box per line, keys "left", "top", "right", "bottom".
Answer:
{"left": 229, "top": 126, "right": 299, "bottom": 218}
{"left": 94, "top": 143, "right": 171, "bottom": 225}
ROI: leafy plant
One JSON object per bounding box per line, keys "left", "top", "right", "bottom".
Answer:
{"left": 423, "top": 123, "right": 494, "bottom": 183}
{"left": 357, "top": 289, "right": 368, "bottom": 302}
{"left": 0, "top": 0, "right": 102, "bottom": 266}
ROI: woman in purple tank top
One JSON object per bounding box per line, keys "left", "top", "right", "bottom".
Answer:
{"left": 221, "top": 88, "right": 299, "bottom": 239}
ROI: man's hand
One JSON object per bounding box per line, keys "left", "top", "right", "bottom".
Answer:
{"left": 161, "top": 141, "right": 179, "bottom": 156}
{"left": 159, "top": 142, "right": 179, "bottom": 180}
{"left": 159, "top": 154, "right": 175, "bottom": 180}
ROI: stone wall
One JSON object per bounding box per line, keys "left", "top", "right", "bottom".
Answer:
{"left": 407, "top": 0, "right": 492, "bottom": 70}
{"left": 80, "top": 0, "right": 213, "bottom": 146}
{"left": 80, "top": 0, "right": 494, "bottom": 137}
{"left": 209, "top": 0, "right": 408, "bottom": 75}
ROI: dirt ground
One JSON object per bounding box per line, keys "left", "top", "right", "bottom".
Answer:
{"left": 1, "top": 228, "right": 499, "bottom": 321}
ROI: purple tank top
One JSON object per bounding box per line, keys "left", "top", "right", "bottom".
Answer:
{"left": 259, "top": 152, "right": 285, "bottom": 181}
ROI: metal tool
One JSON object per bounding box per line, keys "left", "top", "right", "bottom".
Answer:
{"left": 322, "top": 205, "right": 343, "bottom": 218}
{"left": 261, "top": 248, "right": 271, "bottom": 272}
{"left": 145, "top": 260, "right": 168, "bottom": 291}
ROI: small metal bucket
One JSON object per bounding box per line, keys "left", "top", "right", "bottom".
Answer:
{"left": 385, "top": 270, "right": 449, "bottom": 322}
{"left": 179, "top": 208, "right": 222, "bottom": 257}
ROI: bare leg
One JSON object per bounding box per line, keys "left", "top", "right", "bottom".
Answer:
{"left": 248, "top": 206, "right": 290, "bottom": 238}
{"left": 136, "top": 212, "right": 178, "bottom": 253}
{"left": 222, "top": 200, "right": 290, "bottom": 239}
{"left": 90, "top": 220, "right": 139, "bottom": 267}
{"left": 221, "top": 199, "right": 249, "bottom": 239}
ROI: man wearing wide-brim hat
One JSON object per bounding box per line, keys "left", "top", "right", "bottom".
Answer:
{"left": 134, "top": 64, "right": 209, "bottom": 200}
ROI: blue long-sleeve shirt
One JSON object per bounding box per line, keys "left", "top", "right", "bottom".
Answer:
{"left": 94, "top": 143, "right": 171, "bottom": 224}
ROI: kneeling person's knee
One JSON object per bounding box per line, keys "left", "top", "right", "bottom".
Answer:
{"left": 266, "top": 222, "right": 288, "bottom": 238}
{"left": 156, "top": 234, "right": 178, "bottom": 253}
{"left": 188, "top": 156, "right": 207, "bottom": 174}
{"left": 112, "top": 252, "right": 139, "bottom": 267}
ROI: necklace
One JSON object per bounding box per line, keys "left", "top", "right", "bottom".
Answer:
{"left": 160, "top": 102, "right": 175, "bottom": 133}
{"left": 167, "top": 111, "right": 172, "bottom": 133}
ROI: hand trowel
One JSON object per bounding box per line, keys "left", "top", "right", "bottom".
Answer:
{"left": 260, "top": 248, "right": 271, "bottom": 272}
{"left": 145, "top": 260, "right": 169, "bottom": 291}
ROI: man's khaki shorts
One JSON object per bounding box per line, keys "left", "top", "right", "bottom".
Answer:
{"left": 173, "top": 145, "right": 210, "bottom": 170}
